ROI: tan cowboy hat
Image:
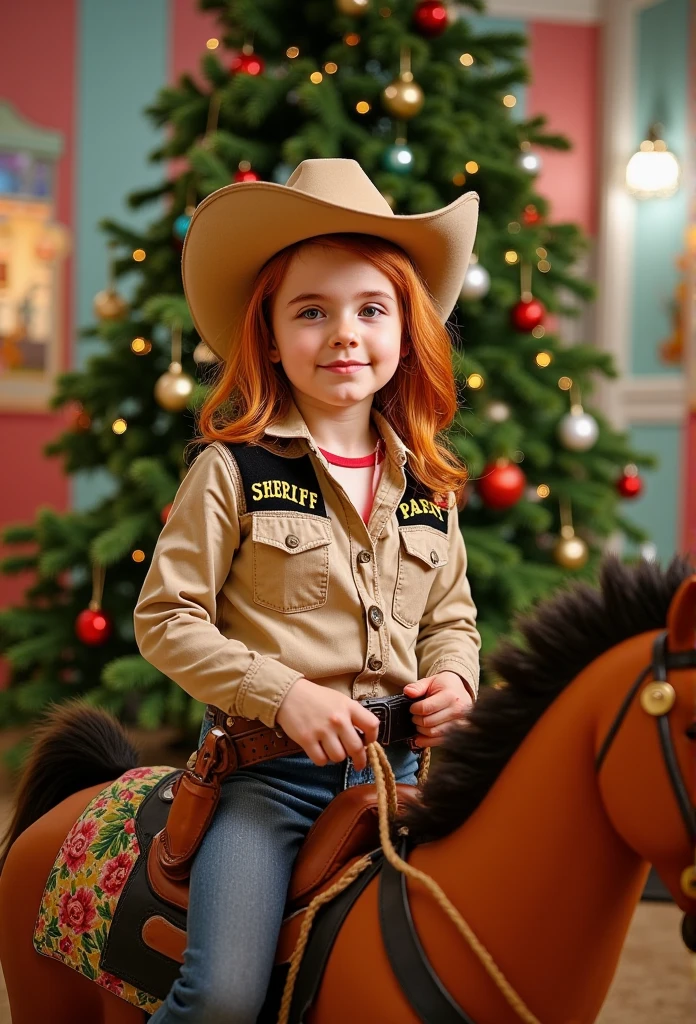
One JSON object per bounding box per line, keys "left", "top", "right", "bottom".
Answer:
{"left": 181, "top": 158, "right": 479, "bottom": 360}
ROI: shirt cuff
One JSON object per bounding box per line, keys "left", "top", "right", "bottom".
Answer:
{"left": 234, "top": 656, "right": 305, "bottom": 727}
{"left": 425, "top": 657, "right": 479, "bottom": 700}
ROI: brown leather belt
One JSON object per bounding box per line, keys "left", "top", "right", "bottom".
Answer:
{"left": 153, "top": 693, "right": 419, "bottom": 882}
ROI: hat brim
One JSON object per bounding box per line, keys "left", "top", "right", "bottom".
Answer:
{"left": 181, "top": 181, "right": 479, "bottom": 360}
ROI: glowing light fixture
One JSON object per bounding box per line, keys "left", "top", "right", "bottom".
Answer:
{"left": 626, "top": 124, "right": 680, "bottom": 199}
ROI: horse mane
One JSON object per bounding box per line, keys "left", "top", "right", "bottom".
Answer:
{"left": 400, "top": 554, "right": 694, "bottom": 844}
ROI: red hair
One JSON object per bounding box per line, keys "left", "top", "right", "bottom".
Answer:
{"left": 196, "top": 232, "right": 468, "bottom": 502}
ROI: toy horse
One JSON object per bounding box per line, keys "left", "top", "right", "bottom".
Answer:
{"left": 1, "top": 556, "right": 694, "bottom": 1023}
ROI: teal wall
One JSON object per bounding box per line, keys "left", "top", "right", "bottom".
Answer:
{"left": 627, "top": 425, "right": 681, "bottom": 561}
{"left": 73, "top": 0, "right": 169, "bottom": 511}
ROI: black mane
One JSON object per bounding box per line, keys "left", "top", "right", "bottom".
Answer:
{"left": 401, "top": 555, "right": 693, "bottom": 843}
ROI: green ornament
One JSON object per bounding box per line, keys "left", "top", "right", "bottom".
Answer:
{"left": 382, "top": 143, "right": 414, "bottom": 175}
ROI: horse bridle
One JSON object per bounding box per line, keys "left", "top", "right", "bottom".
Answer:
{"left": 595, "top": 630, "right": 696, "bottom": 927}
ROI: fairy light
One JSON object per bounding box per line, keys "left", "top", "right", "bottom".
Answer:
{"left": 505, "top": 250, "right": 519, "bottom": 264}
{"left": 324, "top": 62, "right": 338, "bottom": 74}
{"left": 508, "top": 222, "right": 521, "bottom": 233}
{"left": 459, "top": 53, "right": 474, "bottom": 66}
{"left": 112, "top": 418, "right": 127, "bottom": 434}
{"left": 356, "top": 100, "right": 370, "bottom": 114}
{"left": 452, "top": 172, "right": 466, "bottom": 186}
{"left": 558, "top": 376, "right": 573, "bottom": 391}
{"left": 532, "top": 325, "right": 545, "bottom": 339}
{"left": 467, "top": 373, "right": 484, "bottom": 389}
{"left": 344, "top": 33, "right": 360, "bottom": 45}
{"left": 379, "top": 6, "right": 392, "bottom": 16}
{"left": 310, "top": 71, "right": 323, "bottom": 84}
{"left": 131, "top": 337, "right": 152, "bottom": 355}
{"left": 535, "top": 351, "right": 552, "bottom": 367}
{"left": 503, "top": 95, "right": 517, "bottom": 108}
{"left": 537, "top": 484, "right": 550, "bottom": 498}
{"left": 76, "top": 411, "right": 91, "bottom": 430}
{"left": 206, "top": 38, "right": 219, "bottom": 50}
{"left": 465, "top": 161, "right": 479, "bottom": 174}
{"left": 132, "top": 550, "right": 146, "bottom": 563}
{"left": 512, "top": 450, "right": 525, "bottom": 463}
{"left": 538, "top": 260, "right": 551, "bottom": 273}
{"left": 536, "top": 247, "right": 547, "bottom": 258}
{"left": 133, "top": 249, "right": 146, "bottom": 262}
{"left": 286, "top": 46, "right": 299, "bottom": 58}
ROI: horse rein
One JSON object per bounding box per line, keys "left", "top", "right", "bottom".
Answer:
{"left": 595, "top": 630, "right": 696, "bottom": 909}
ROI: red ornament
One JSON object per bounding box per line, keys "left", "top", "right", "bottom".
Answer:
{"left": 160, "top": 502, "right": 173, "bottom": 524}
{"left": 413, "top": 0, "right": 449, "bottom": 36}
{"left": 234, "top": 168, "right": 261, "bottom": 182}
{"left": 477, "top": 462, "right": 526, "bottom": 510}
{"left": 229, "top": 50, "right": 265, "bottom": 76}
{"left": 616, "top": 468, "right": 643, "bottom": 499}
{"left": 522, "top": 204, "right": 541, "bottom": 226}
{"left": 75, "top": 607, "right": 112, "bottom": 646}
{"left": 511, "top": 297, "right": 545, "bottom": 332}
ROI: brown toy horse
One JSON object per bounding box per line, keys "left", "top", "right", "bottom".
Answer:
{"left": 1, "top": 556, "right": 695, "bottom": 1024}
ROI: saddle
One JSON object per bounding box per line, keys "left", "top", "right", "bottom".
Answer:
{"left": 97, "top": 696, "right": 421, "bottom": 1004}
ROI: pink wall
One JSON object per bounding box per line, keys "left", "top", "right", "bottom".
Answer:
{"left": 0, "top": 1, "right": 77, "bottom": 678}
{"left": 527, "top": 22, "right": 600, "bottom": 235}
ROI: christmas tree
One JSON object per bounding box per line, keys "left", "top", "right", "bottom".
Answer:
{"left": 0, "top": 0, "right": 651, "bottom": 758}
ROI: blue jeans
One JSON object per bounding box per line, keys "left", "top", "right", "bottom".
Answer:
{"left": 148, "top": 709, "right": 419, "bottom": 1024}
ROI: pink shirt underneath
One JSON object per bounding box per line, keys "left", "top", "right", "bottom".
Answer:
{"left": 317, "top": 440, "right": 386, "bottom": 524}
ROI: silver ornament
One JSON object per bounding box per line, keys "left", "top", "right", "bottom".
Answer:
{"left": 557, "top": 410, "right": 599, "bottom": 452}
{"left": 460, "top": 260, "right": 490, "bottom": 300}
{"left": 484, "top": 401, "right": 511, "bottom": 423}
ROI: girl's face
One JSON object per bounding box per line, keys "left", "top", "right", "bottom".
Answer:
{"left": 269, "top": 245, "right": 406, "bottom": 412}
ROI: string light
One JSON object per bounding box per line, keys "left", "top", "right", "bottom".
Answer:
{"left": 535, "top": 351, "right": 552, "bottom": 367}
{"left": 310, "top": 71, "right": 323, "bottom": 84}
{"left": 286, "top": 46, "right": 300, "bottom": 58}
{"left": 512, "top": 450, "right": 525, "bottom": 463}
{"left": 532, "top": 325, "right": 545, "bottom": 339}
{"left": 344, "top": 33, "right": 360, "bottom": 45}
{"left": 452, "top": 172, "right": 466, "bottom": 186}
{"left": 206, "top": 38, "right": 219, "bottom": 50}
{"left": 324, "top": 62, "right": 338, "bottom": 74}
{"left": 538, "top": 260, "right": 551, "bottom": 273}
{"left": 508, "top": 222, "right": 521, "bottom": 233}
{"left": 505, "top": 250, "right": 519, "bottom": 264}
{"left": 465, "top": 161, "right": 479, "bottom": 174}
{"left": 379, "top": 6, "right": 392, "bottom": 15}
{"left": 131, "top": 337, "right": 152, "bottom": 355}
{"left": 133, "top": 249, "right": 146, "bottom": 262}
{"left": 503, "top": 95, "right": 517, "bottom": 108}
{"left": 356, "top": 100, "right": 370, "bottom": 114}
{"left": 467, "top": 373, "right": 484, "bottom": 389}
{"left": 112, "top": 418, "right": 127, "bottom": 434}
{"left": 558, "top": 376, "right": 573, "bottom": 390}
{"left": 537, "top": 484, "right": 550, "bottom": 498}
{"left": 132, "top": 550, "right": 146, "bottom": 563}
{"left": 536, "top": 247, "right": 547, "bottom": 258}
{"left": 459, "top": 53, "right": 474, "bottom": 66}
{"left": 75, "top": 411, "right": 91, "bottom": 430}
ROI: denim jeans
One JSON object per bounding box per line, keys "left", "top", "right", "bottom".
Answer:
{"left": 148, "top": 708, "right": 420, "bottom": 1024}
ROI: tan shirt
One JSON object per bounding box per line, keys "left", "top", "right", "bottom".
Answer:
{"left": 133, "top": 401, "right": 481, "bottom": 729}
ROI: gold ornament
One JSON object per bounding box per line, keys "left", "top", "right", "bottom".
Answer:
{"left": 336, "top": 0, "right": 370, "bottom": 12}
{"left": 154, "top": 362, "right": 194, "bottom": 412}
{"left": 382, "top": 73, "right": 424, "bottom": 119}
{"left": 93, "top": 288, "right": 129, "bottom": 322}
{"left": 552, "top": 532, "right": 589, "bottom": 570}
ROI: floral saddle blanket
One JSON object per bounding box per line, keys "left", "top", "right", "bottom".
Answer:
{"left": 33, "top": 765, "right": 183, "bottom": 1015}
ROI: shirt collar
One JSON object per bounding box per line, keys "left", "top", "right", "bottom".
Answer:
{"left": 264, "top": 397, "right": 412, "bottom": 465}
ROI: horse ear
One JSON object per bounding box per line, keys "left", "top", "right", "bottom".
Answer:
{"left": 666, "top": 574, "right": 696, "bottom": 651}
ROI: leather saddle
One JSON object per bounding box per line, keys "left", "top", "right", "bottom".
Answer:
{"left": 98, "top": 704, "right": 420, "bottom": 1004}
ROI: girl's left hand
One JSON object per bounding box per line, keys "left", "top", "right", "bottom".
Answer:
{"left": 404, "top": 671, "right": 474, "bottom": 748}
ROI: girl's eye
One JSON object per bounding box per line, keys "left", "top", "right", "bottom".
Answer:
{"left": 361, "top": 305, "right": 382, "bottom": 318}
{"left": 299, "top": 308, "right": 322, "bottom": 320}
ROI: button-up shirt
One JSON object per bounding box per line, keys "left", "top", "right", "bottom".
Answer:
{"left": 133, "top": 400, "right": 481, "bottom": 728}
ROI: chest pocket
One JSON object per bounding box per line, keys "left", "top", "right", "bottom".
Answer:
{"left": 392, "top": 528, "right": 449, "bottom": 628}
{"left": 251, "top": 514, "right": 332, "bottom": 614}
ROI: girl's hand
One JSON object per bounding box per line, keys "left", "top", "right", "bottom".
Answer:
{"left": 404, "top": 671, "right": 474, "bottom": 748}
{"left": 276, "top": 677, "right": 380, "bottom": 771}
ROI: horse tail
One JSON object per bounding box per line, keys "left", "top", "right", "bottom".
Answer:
{"left": 0, "top": 698, "right": 139, "bottom": 874}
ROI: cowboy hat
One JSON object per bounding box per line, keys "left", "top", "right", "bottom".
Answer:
{"left": 181, "top": 158, "right": 479, "bottom": 360}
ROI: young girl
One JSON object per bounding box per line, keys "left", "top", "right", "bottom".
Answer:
{"left": 134, "top": 157, "right": 481, "bottom": 1023}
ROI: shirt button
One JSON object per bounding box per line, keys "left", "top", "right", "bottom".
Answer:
{"left": 357, "top": 550, "right": 371, "bottom": 564}
{"left": 368, "top": 656, "right": 383, "bottom": 671}
{"left": 368, "top": 605, "right": 384, "bottom": 629}
{"left": 285, "top": 534, "right": 300, "bottom": 548}
{"left": 430, "top": 550, "right": 439, "bottom": 564}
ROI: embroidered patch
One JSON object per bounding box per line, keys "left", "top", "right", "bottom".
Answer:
{"left": 395, "top": 470, "right": 449, "bottom": 533}
{"left": 226, "top": 443, "right": 328, "bottom": 517}
{"left": 33, "top": 765, "right": 175, "bottom": 1014}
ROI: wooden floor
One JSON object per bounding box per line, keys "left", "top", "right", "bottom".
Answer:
{"left": 0, "top": 728, "right": 694, "bottom": 1023}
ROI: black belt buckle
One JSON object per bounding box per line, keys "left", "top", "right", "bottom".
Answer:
{"left": 360, "top": 694, "right": 418, "bottom": 746}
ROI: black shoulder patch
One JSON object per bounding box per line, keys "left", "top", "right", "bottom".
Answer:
{"left": 225, "top": 443, "right": 327, "bottom": 518}
{"left": 395, "top": 469, "right": 448, "bottom": 534}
